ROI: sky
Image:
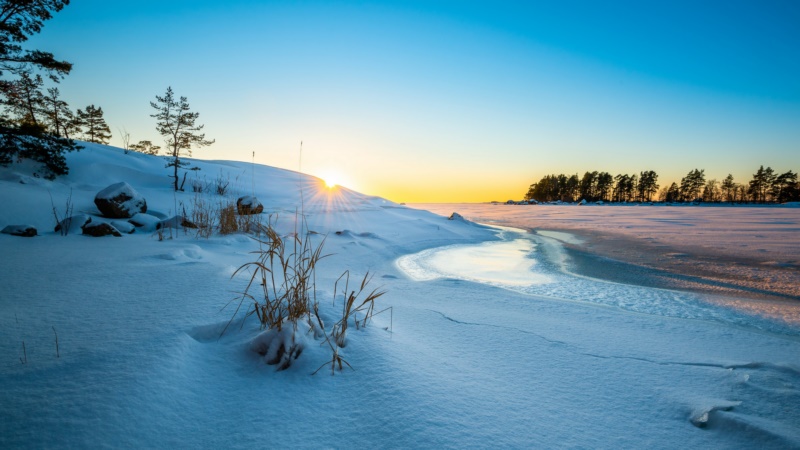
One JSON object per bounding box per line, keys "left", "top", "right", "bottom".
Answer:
{"left": 25, "top": 0, "right": 800, "bottom": 202}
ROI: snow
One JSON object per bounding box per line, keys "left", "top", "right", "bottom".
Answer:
{"left": 1, "top": 143, "right": 799, "bottom": 448}
{"left": 94, "top": 181, "right": 147, "bottom": 217}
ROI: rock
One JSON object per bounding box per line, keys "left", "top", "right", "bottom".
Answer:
{"left": 94, "top": 182, "right": 147, "bottom": 218}
{"left": 156, "top": 215, "right": 198, "bottom": 230}
{"left": 448, "top": 212, "right": 465, "bottom": 221}
{"left": 82, "top": 222, "right": 122, "bottom": 237}
{"left": 111, "top": 220, "right": 136, "bottom": 234}
{"left": 2, "top": 224, "right": 37, "bottom": 237}
{"left": 54, "top": 214, "right": 91, "bottom": 234}
{"left": 236, "top": 196, "right": 263, "bottom": 215}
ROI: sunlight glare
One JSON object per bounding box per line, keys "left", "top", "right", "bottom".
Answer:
{"left": 320, "top": 170, "right": 346, "bottom": 190}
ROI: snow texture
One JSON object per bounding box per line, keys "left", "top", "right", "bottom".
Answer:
{"left": 0, "top": 142, "right": 798, "bottom": 448}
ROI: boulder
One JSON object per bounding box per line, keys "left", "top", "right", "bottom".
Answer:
{"left": 94, "top": 182, "right": 147, "bottom": 218}
{"left": 448, "top": 212, "right": 465, "bottom": 221}
{"left": 236, "top": 196, "right": 263, "bottom": 215}
{"left": 81, "top": 222, "right": 122, "bottom": 237}
{"left": 156, "top": 215, "right": 198, "bottom": 230}
{"left": 2, "top": 224, "right": 37, "bottom": 237}
{"left": 55, "top": 214, "right": 91, "bottom": 234}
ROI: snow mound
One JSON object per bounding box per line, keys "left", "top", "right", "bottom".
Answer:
{"left": 1, "top": 224, "right": 37, "bottom": 237}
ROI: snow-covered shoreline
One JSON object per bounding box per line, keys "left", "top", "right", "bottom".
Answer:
{"left": 413, "top": 203, "right": 800, "bottom": 303}
{"left": 2, "top": 145, "right": 799, "bottom": 448}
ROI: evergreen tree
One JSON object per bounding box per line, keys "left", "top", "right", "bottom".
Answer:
{"left": 748, "top": 165, "right": 776, "bottom": 203}
{"left": 596, "top": 172, "right": 613, "bottom": 202}
{"left": 638, "top": 170, "right": 659, "bottom": 202}
{"left": 130, "top": 140, "right": 160, "bottom": 155}
{"left": 721, "top": 174, "right": 736, "bottom": 203}
{"left": 679, "top": 169, "right": 705, "bottom": 201}
{"left": 772, "top": 170, "right": 798, "bottom": 203}
{"left": 565, "top": 174, "right": 580, "bottom": 202}
{"left": 664, "top": 182, "right": 680, "bottom": 202}
{"left": 579, "top": 171, "right": 598, "bottom": 201}
{"left": 702, "top": 179, "right": 719, "bottom": 202}
{"left": 75, "top": 104, "right": 111, "bottom": 144}
{"left": 42, "top": 86, "right": 70, "bottom": 135}
{"left": 0, "top": 0, "right": 79, "bottom": 178}
{"left": 150, "top": 86, "right": 214, "bottom": 191}
{"left": 3, "top": 70, "right": 45, "bottom": 128}
{"left": 0, "top": 0, "right": 72, "bottom": 81}
{"left": 613, "top": 174, "right": 636, "bottom": 202}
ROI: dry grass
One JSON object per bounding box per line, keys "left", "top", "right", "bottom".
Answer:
{"left": 330, "top": 270, "right": 385, "bottom": 347}
{"left": 226, "top": 219, "right": 385, "bottom": 374}
{"left": 189, "top": 194, "right": 215, "bottom": 238}
{"left": 188, "top": 193, "right": 265, "bottom": 238}
{"left": 313, "top": 271, "right": 385, "bottom": 375}
{"left": 218, "top": 203, "right": 238, "bottom": 235}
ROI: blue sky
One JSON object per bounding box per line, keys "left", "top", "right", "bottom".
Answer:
{"left": 27, "top": 0, "right": 800, "bottom": 201}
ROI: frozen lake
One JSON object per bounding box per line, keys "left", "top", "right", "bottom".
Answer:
{"left": 398, "top": 224, "right": 800, "bottom": 338}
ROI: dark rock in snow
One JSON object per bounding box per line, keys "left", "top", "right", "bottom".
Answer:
{"left": 82, "top": 221, "right": 122, "bottom": 237}
{"left": 55, "top": 214, "right": 91, "bottom": 234}
{"left": 448, "top": 212, "right": 465, "bottom": 221}
{"left": 2, "top": 224, "right": 37, "bottom": 237}
{"left": 236, "top": 196, "right": 263, "bottom": 215}
{"left": 156, "top": 215, "right": 198, "bottom": 230}
{"left": 94, "top": 182, "right": 147, "bottom": 218}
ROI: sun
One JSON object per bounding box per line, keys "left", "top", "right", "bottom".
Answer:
{"left": 324, "top": 177, "right": 338, "bottom": 189}
{"left": 320, "top": 170, "right": 346, "bottom": 189}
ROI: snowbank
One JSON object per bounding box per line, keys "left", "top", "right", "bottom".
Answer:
{"left": 1, "top": 144, "right": 798, "bottom": 448}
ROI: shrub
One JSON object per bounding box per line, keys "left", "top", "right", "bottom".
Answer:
{"left": 226, "top": 220, "right": 384, "bottom": 373}
{"left": 0, "top": 122, "right": 82, "bottom": 179}
{"left": 218, "top": 203, "right": 237, "bottom": 235}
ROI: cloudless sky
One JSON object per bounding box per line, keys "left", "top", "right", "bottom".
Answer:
{"left": 27, "top": 0, "right": 800, "bottom": 202}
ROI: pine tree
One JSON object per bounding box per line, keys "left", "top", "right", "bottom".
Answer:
{"left": 748, "top": 166, "right": 776, "bottom": 203}
{"left": 664, "top": 182, "right": 680, "bottom": 202}
{"left": 0, "top": 0, "right": 79, "bottom": 178}
{"left": 130, "top": 140, "right": 160, "bottom": 155}
{"left": 679, "top": 169, "right": 705, "bottom": 201}
{"left": 721, "top": 174, "right": 736, "bottom": 203}
{"left": 75, "top": 104, "right": 111, "bottom": 144}
{"left": 637, "top": 170, "right": 659, "bottom": 202}
{"left": 150, "top": 87, "right": 214, "bottom": 191}
{"left": 772, "top": 170, "right": 798, "bottom": 203}
{"left": 596, "top": 172, "right": 613, "bottom": 202}
{"left": 4, "top": 70, "right": 46, "bottom": 128}
{"left": 42, "top": 86, "right": 70, "bottom": 135}
{"left": 0, "top": 0, "right": 72, "bottom": 82}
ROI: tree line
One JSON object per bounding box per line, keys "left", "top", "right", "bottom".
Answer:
{"left": 525, "top": 167, "right": 799, "bottom": 204}
{"left": 0, "top": 0, "right": 213, "bottom": 189}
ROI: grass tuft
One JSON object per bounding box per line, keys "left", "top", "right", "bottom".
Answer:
{"left": 226, "top": 217, "right": 385, "bottom": 374}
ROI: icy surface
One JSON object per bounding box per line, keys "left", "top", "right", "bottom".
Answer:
{"left": 1, "top": 143, "right": 798, "bottom": 448}
{"left": 399, "top": 226, "right": 800, "bottom": 337}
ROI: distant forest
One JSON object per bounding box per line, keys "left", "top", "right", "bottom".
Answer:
{"left": 524, "top": 167, "right": 799, "bottom": 204}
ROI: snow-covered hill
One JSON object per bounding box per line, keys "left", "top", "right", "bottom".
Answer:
{"left": 1, "top": 144, "right": 798, "bottom": 448}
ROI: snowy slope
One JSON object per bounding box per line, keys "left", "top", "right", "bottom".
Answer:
{"left": 1, "top": 144, "right": 799, "bottom": 448}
